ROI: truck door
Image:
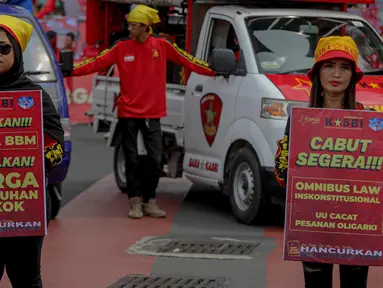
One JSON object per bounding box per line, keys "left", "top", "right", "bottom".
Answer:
{"left": 183, "top": 14, "right": 244, "bottom": 180}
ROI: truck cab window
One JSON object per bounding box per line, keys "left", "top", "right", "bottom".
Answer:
{"left": 206, "top": 19, "right": 240, "bottom": 65}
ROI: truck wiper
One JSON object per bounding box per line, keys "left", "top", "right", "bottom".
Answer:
{"left": 23, "top": 71, "right": 51, "bottom": 76}
{"left": 363, "top": 69, "right": 383, "bottom": 75}
{"left": 280, "top": 68, "right": 311, "bottom": 75}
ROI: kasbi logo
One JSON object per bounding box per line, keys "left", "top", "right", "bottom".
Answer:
{"left": 369, "top": 118, "right": 383, "bottom": 132}
{"left": 325, "top": 116, "right": 363, "bottom": 129}
{"left": 18, "top": 96, "right": 34, "bottom": 110}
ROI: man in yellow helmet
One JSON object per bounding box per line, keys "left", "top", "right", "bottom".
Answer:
{"left": 71, "top": 5, "right": 216, "bottom": 219}
{"left": 127, "top": 4, "right": 160, "bottom": 36}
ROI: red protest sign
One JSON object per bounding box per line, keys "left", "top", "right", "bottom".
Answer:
{"left": 284, "top": 107, "right": 383, "bottom": 266}
{"left": 0, "top": 91, "right": 46, "bottom": 237}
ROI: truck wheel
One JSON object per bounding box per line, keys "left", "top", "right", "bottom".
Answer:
{"left": 114, "top": 136, "right": 128, "bottom": 194}
{"left": 48, "top": 183, "right": 62, "bottom": 220}
{"left": 114, "top": 135, "right": 165, "bottom": 194}
{"left": 228, "top": 147, "right": 265, "bottom": 224}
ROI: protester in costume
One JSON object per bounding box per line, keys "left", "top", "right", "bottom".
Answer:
{"left": 36, "top": 0, "right": 64, "bottom": 19}
{"left": 274, "top": 36, "right": 370, "bottom": 288}
{"left": 46, "top": 30, "right": 61, "bottom": 62}
{"left": 0, "top": 15, "right": 64, "bottom": 288}
{"left": 70, "top": 4, "right": 216, "bottom": 219}
{"left": 63, "top": 32, "right": 75, "bottom": 101}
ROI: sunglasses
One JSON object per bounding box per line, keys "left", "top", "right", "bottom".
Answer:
{"left": 0, "top": 43, "right": 11, "bottom": 55}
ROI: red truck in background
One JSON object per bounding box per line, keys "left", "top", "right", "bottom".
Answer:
{"left": 37, "top": 0, "right": 383, "bottom": 124}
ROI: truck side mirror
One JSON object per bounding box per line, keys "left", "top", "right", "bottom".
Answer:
{"left": 211, "top": 48, "right": 236, "bottom": 76}
{"left": 60, "top": 49, "right": 73, "bottom": 77}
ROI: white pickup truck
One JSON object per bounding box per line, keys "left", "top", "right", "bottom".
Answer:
{"left": 89, "top": 0, "right": 383, "bottom": 224}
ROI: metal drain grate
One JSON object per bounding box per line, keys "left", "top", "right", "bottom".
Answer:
{"left": 127, "top": 237, "right": 261, "bottom": 260}
{"left": 111, "top": 275, "right": 229, "bottom": 288}
{"left": 156, "top": 240, "right": 259, "bottom": 255}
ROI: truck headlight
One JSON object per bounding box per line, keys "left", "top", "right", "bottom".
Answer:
{"left": 261, "top": 98, "right": 309, "bottom": 120}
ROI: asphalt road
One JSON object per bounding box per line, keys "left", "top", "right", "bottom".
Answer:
{"left": 61, "top": 125, "right": 114, "bottom": 206}
{"left": 53, "top": 125, "right": 288, "bottom": 288}
{"left": 61, "top": 125, "right": 284, "bottom": 226}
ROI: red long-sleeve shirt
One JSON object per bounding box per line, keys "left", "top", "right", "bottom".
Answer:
{"left": 72, "top": 36, "right": 216, "bottom": 118}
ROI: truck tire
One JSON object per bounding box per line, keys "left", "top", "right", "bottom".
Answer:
{"left": 113, "top": 135, "right": 149, "bottom": 194}
{"left": 48, "top": 183, "right": 62, "bottom": 220}
{"left": 228, "top": 147, "right": 265, "bottom": 224}
{"left": 114, "top": 136, "right": 129, "bottom": 194}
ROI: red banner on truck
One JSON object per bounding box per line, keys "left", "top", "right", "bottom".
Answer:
{"left": 284, "top": 107, "right": 383, "bottom": 266}
{"left": 0, "top": 91, "right": 47, "bottom": 238}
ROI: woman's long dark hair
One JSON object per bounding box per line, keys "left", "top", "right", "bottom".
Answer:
{"left": 309, "top": 63, "right": 357, "bottom": 110}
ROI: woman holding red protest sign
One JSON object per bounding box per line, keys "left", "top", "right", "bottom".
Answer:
{"left": 0, "top": 15, "right": 64, "bottom": 288}
{"left": 274, "top": 36, "right": 371, "bottom": 288}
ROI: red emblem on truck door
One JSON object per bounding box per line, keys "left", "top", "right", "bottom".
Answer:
{"left": 200, "top": 93, "right": 223, "bottom": 147}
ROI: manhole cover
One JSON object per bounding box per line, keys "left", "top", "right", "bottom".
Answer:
{"left": 109, "top": 275, "right": 229, "bottom": 288}
{"left": 157, "top": 240, "right": 258, "bottom": 256}
{"left": 127, "top": 237, "right": 260, "bottom": 260}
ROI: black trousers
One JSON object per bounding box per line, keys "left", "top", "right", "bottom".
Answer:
{"left": 0, "top": 236, "right": 44, "bottom": 287}
{"left": 303, "top": 262, "right": 369, "bottom": 288}
{"left": 0, "top": 189, "right": 51, "bottom": 288}
{"left": 119, "top": 118, "right": 163, "bottom": 203}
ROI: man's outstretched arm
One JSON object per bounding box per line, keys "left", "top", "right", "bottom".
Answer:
{"left": 72, "top": 44, "right": 118, "bottom": 77}
{"left": 163, "top": 40, "right": 216, "bottom": 77}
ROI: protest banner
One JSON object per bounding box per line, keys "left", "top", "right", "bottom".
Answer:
{"left": 0, "top": 91, "right": 46, "bottom": 237}
{"left": 284, "top": 107, "right": 383, "bottom": 266}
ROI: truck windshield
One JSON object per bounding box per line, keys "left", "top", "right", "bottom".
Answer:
{"left": 22, "top": 18, "right": 57, "bottom": 83}
{"left": 246, "top": 16, "right": 383, "bottom": 75}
